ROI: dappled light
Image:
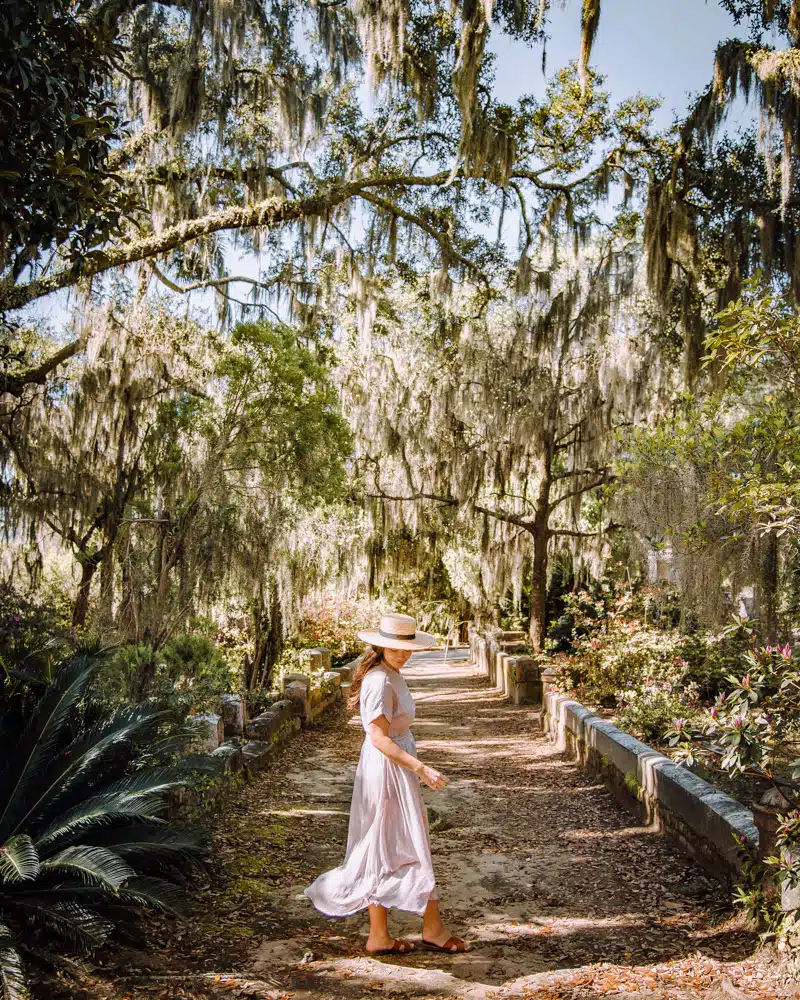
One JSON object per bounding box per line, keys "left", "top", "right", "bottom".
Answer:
{"left": 5, "top": 1, "right": 800, "bottom": 997}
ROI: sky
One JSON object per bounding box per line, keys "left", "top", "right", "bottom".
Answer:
{"left": 488, "top": 0, "right": 752, "bottom": 130}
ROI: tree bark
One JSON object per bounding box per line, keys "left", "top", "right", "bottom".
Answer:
{"left": 529, "top": 528, "right": 549, "bottom": 650}
{"left": 72, "top": 555, "right": 99, "bottom": 627}
{"left": 757, "top": 532, "right": 780, "bottom": 643}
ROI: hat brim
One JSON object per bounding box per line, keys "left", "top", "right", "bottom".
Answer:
{"left": 357, "top": 629, "right": 439, "bottom": 651}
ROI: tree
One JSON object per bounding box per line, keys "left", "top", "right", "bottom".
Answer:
{"left": 0, "top": 309, "right": 350, "bottom": 668}
{"left": 0, "top": 2, "right": 653, "bottom": 340}
{"left": 0, "top": 0, "right": 129, "bottom": 280}
{"left": 342, "top": 228, "right": 669, "bottom": 648}
{"left": 615, "top": 285, "right": 800, "bottom": 639}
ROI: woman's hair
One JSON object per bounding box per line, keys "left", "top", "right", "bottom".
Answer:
{"left": 347, "top": 645, "right": 385, "bottom": 712}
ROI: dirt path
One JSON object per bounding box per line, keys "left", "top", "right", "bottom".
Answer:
{"left": 57, "top": 651, "right": 795, "bottom": 1000}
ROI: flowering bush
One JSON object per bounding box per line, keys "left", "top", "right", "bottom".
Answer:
{"left": 667, "top": 640, "right": 800, "bottom": 787}
{"left": 289, "top": 597, "right": 386, "bottom": 668}
{"left": 617, "top": 676, "right": 701, "bottom": 743}
{"left": 548, "top": 588, "right": 734, "bottom": 741}
{"left": 667, "top": 637, "right": 800, "bottom": 941}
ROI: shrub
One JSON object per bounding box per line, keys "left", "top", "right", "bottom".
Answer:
{"left": 96, "top": 634, "right": 237, "bottom": 712}
{"left": 617, "top": 681, "right": 702, "bottom": 743}
{"left": 0, "top": 652, "right": 211, "bottom": 999}
{"left": 0, "top": 583, "right": 73, "bottom": 679}
{"left": 549, "top": 588, "right": 733, "bottom": 713}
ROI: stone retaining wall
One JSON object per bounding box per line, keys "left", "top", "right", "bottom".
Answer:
{"left": 171, "top": 649, "right": 357, "bottom": 821}
{"left": 469, "top": 627, "right": 543, "bottom": 705}
{"left": 542, "top": 691, "right": 759, "bottom": 876}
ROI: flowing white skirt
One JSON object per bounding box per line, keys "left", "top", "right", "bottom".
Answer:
{"left": 304, "top": 730, "right": 438, "bottom": 916}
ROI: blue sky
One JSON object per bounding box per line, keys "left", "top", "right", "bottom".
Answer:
{"left": 489, "top": 0, "right": 751, "bottom": 129}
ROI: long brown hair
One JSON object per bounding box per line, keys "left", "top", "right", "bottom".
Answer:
{"left": 347, "top": 645, "right": 385, "bottom": 712}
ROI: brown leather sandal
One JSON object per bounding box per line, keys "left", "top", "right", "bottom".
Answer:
{"left": 421, "top": 936, "right": 472, "bottom": 953}
{"left": 366, "top": 938, "right": 416, "bottom": 956}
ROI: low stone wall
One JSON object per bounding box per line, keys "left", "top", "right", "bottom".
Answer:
{"left": 171, "top": 647, "right": 350, "bottom": 821}
{"left": 543, "top": 691, "right": 760, "bottom": 876}
{"left": 469, "top": 627, "right": 543, "bottom": 705}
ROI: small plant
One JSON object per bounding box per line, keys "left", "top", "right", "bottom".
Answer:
{"left": 0, "top": 652, "right": 212, "bottom": 998}
{"left": 624, "top": 771, "right": 642, "bottom": 799}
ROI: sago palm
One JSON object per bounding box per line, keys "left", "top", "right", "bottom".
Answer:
{"left": 0, "top": 653, "right": 213, "bottom": 999}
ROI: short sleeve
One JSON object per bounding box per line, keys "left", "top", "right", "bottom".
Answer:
{"left": 361, "top": 670, "right": 393, "bottom": 726}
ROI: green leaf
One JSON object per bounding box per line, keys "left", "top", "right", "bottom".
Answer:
{"left": 0, "top": 924, "right": 28, "bottom": 1000}
{"left": 0, "top": 837, "right": 39, "bottom": 884}
{"left": 40, "top": 846, "right": 135, "bottom": 891}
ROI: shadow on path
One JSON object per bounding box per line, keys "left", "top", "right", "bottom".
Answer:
{"left": 65, "top": 651, "right": 790, "bottom": 1000}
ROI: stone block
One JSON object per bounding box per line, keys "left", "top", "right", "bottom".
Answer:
{"left": 299, "top": 647, "right": 332, "bottom": 672}
{"left": 320, "top": 670, "right": 342, "bottom": 695}
{"left": 241, "top": 741, "right": 273, "bottom": 775}
{"left": 221, "top": 694, "right": 245, "bottom": 738}
{"left": 650, "top": 759, "right": 717, "bottom": 820}
{"left": 244, "top": 699, "right": 294, "bottom": 742}
{"left": 334, "top": 663, "right": 355, "bottom": 683}
{"left": 587, "top": 720, "right": 646, "bottom": 778}
{"left": 694, "top": 792, "right": 759, "bottom": 868}
{"left": 188, "top": 712, "right": 224, "bottom": 752}
{"left": 212, "top": 741, "right": 245, "bottom": 775}
{"left": 507, "top": 655, "right": 543, "bottom": 706}
{"left": 282, "top": 672, "right": 310, "bottom": 692}
{"left": 284, "top": 680, "right": 310, "bottom": 719}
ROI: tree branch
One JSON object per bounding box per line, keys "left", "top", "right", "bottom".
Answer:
{"left": 1, "top": 170, "right": 477, "bottom": 312}
{"left": 1, "top": 338, "right": 84, "bottom": 397}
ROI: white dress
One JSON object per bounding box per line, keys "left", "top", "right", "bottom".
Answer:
{"left": 304, "top": 665, "right": 438, "bottom": 916}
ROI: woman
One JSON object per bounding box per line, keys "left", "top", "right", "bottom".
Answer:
{"left": 304, "top": 613, "right": 471, "bottom": 956}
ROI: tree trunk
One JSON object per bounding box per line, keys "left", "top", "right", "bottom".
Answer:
{"left": 72, "top": 555, "right": 99, "bottom": 626}
{"left": 529, "top": 528, "right": 549, "bottom": 650}
{"left": 757, "top": 532, "right": 780, "bottom": 643}
{"left": 99, "top": 547, "right": 115, "bottom": 625}
{"left": 528, "top": 418, "right": 555, "bottom": 651}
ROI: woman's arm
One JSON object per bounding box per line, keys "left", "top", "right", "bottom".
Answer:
{"left": 366, "top": 715, "right": 449, "bottom": 791}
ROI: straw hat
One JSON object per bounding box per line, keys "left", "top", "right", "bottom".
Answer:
{"left": 358, "top": 613, "right": 438, "bottom": 651}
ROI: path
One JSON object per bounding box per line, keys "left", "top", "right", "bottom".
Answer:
{"left": 59, "top": 651, "right": 794, "bottom": 1000}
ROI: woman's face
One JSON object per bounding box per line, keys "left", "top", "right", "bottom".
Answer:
{"left": 383, "top": 646, "right": 413, "bottom": 670}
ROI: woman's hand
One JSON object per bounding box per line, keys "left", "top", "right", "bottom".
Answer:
{"left": 417, "top": 763, "right": 449, "bottom": 791}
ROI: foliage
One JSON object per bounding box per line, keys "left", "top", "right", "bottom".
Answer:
{"left": 0, "top": 583, "right": 73, "bottom": 679}
{"left": 342, "top": 222, "right": 664, "bottom": 648}
{"left": 96, "top": 634, "right": 237, "bottom": 712}
{"left": 548, "top": 588, "right": 736, "bottom": 741}
{"left": 0, "top": 652, "right": 210, "bottom": 999}
{"left": 705, "top": 287, "right": 800, "bottom": 536}
{"left": 667, "top": 637, "right": 800, "bottom": 788}
{"left": 0, "top": 0, "right": 129, "bottom": 277}
{"left": 289, "top": 598, "right": 381, "bottom": 669}
{"left": 1, "top": 310, "right": 350, "bottom": 649}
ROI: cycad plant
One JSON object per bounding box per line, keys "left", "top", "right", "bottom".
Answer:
{"left": 0, "top": 652, "right": 213, "bottom": 999}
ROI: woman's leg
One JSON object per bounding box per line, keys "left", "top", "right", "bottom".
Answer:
{"left": 421, "top": 898, "right": 449, "bottom": 946}
{"left": 422, "top": 897, "right": 472, "bottom": 952}
{"left": 366, "top": 904, "right": 415, "bottom": 953}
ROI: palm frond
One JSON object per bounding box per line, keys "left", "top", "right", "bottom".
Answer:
{"left": 0, "top": 838, "right": 38, "bottom": 884}
{"left": 7, "top": 899, "right": 112, "bottom": 949}
{"left": 19, "top": 706, "right": 174, "bottom": 833}
{"left": 0, "top": 924, "right": 28, "bottom": 1000}
{"left": 0, "top": 655, "right": 101, "bottom": 841}
{"left": 116, "top": 877, "right": 190, "bottom": 915}
{"left": 34, "top": 794, "right": 169, "bottom": 850}
{"left": 81, "top": 825, "right": 207, "bottom": 868}
{"left": 36, "top": 760, "right": 215, "bottom": 849}
{"left": 40, "top": 847, "right": 135, "bottom": 892}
